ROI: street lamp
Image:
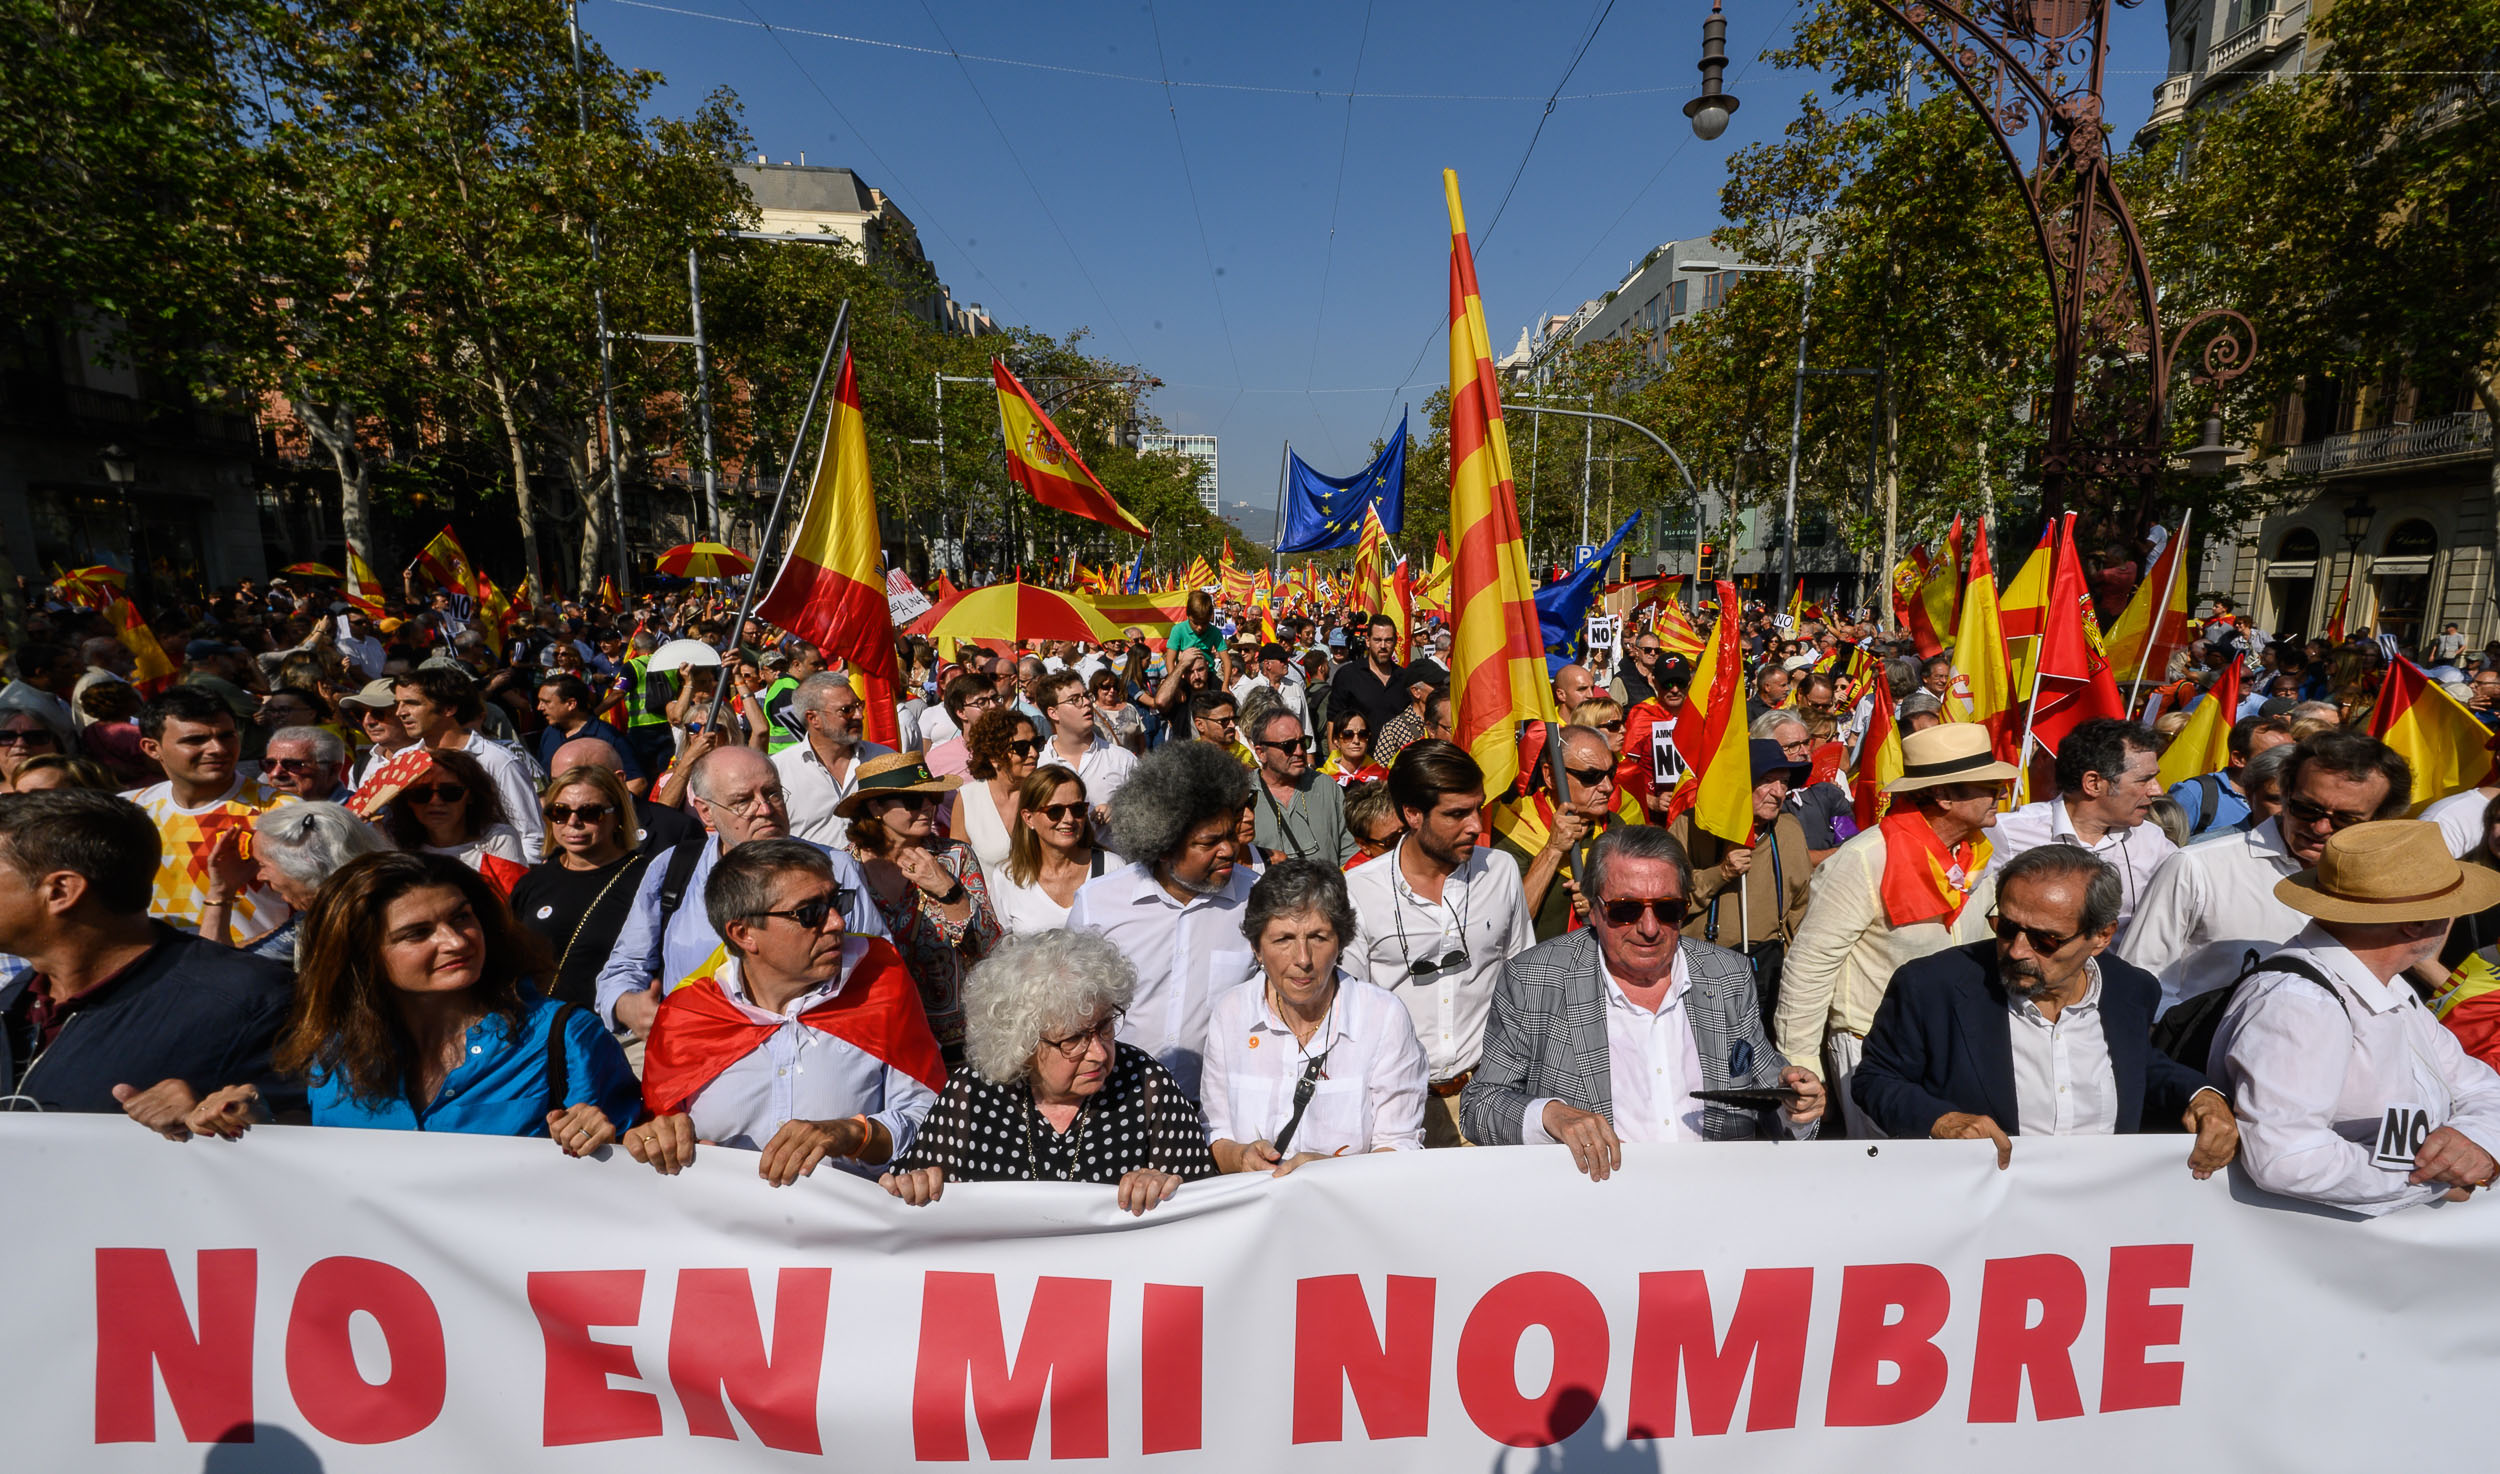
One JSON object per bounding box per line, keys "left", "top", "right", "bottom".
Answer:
{"left": 2340, "top": 495, "right": 2378, "bottom": 554}
{"left": 1683, "top": 0, "right": 1741, "bottom": 142}
{"left": 98, "top": 444, "right": 137, "bottom": 486}
{"left": 2180, "top": 413, "right": 2239, "bottom": 479}
{"left": 1682, "top": 256, "right": 1815, "bottom": 615}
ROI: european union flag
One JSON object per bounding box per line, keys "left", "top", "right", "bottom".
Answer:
{"left": 1536, "top": 511, "right": 1642, "bottom": 662}
{"left": 1275, "top": 413, "right": 1406, "bottom": 554}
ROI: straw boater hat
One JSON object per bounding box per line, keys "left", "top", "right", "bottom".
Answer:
{"left": 1885, "top": 723, "right": 2019, "bottom": 794}
{"left": 832, "top": 750, "right": 964, "bottom": 820}
{"left": 2275, "top": 820, "right": 2500, "bottom": 924}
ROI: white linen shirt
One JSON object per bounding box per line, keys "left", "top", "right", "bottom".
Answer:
{"left": 2422, "top": 787, "right": 2493, "bottom": 859}
{"left": 1198, "top": 973, "right": 1427, "bottom": 1154}
{"left": 2115, "top": 817, "right": 2307, "bottom": 1013}
{"left": 1986, "top": 798, "right": 2177, "bottom": 946}
{"left": 678, "top": 943, "right": 939, "bottom": 1174}
{"left": 1067, "top": 860, "right": 1259, "bottom": 1099}
{"left": 1051, "top": 730, "right": 1137, "bottom": 810}
{"left": 1344, "top": 841, "right": 1536, "bottom": 1082}
{"left": 772, "top": 738, "right": 896, "bottom": 849}
{"left": 1523, "top": 949, "right": 1707, "bottom": 1144}
{"left": 2214, "top": 922, "right": 2500, "bottom": 1216}
{"left": 2007, "top": 962, "right": 2120, "bottom": 1135}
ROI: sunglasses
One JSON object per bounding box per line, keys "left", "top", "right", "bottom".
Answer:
{"left": 0, "top": 730, "right": 58, "bottom": 748}
{"left": 876, "top": 793, "right": 933, "bottom": 813}
{"left": 1407, "top": 946, "right": 1471, "bottom": 978}
{"left": 1006, "top": 738, "right": 1042, "bottom": 756}
{"left": 751, "top": 892, "right": 843, "bottom": 931}
{"left": 1338, "top": 727, "right": 1370, "bottom": 740}
{"left": 263, "top": 757, "right": 326, "bottom": 775}
{"left": 402, "top": 783, "right": 468, "bottom": 805}
{"left": 548, "top": 803, "right": 613, "bottom": 825}
{"left": 1986, "top": 908, "right": 2082, "bottom": 955}
{"left": 1564, "top": 764, "right": 1616, "bottom": 788}
{"left": 1035, "top": 801, "right": 1087, "bottom": 823}
{"left": 1600, "top": 896, "right": 1690, "bottom": 928}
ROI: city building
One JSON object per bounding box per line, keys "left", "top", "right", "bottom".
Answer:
{"left": 732, "top": 160, "right": 997, "bottom": 337}
{"left": 2137, "top": 1, "right": 2498, "bottom": 649}
{"left": 1139, "top": 432, "right": 1220, "bottom": 514}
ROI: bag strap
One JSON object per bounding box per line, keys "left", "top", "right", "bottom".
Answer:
{"left": 2230, "top": 948, "right": 2353, "bottom": 1016}
{"left": 554, "top": 857, "right": 641, "bottom": 982}
{"left": 543, "top": 1001, "right": 576, "bottom": 1112}
{"left": 655, "top": 835, "right": 707, "bottom": 937}
{"left": 2192, "top": 773, "right": 2221, "bottom": 836}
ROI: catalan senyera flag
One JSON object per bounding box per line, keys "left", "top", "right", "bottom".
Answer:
{"left": 2371, "top": 657, "right": 2500, "bottom": 811}
{"left": 992, "top": 359, "right": 1150, "bottom": 539}
{"left": 410, "top": 526, "right": 476, "bottom": 598}
{"left": 755, "top": 349, "right": 903, "bottom": 748}
{"left": 1183, "top": 555, "right": 1215, "bottom": 589}
{"left": 2107, "top": 511, "right": 2194, "bottom": 687}
{"left": 2155, "top": 658, "right": 2241, "bottom": 792}
{"left": 1851, "top": 676, "right": 1903, "bottom": 830}
{"left": 1443, "top": 169, "right": 1555, "bottom": 800}
{"left": 1389, "top": 556, "right": 1415, "bottom": 663}
{"left": 104, "top": 596, "right": 176, "bottom": 694}
{"left": 1655, "top": 598, "right": 1708, "bottom": 660}
{"left": 1353, "top": 502, "right": 1388, "bottom": 612}
{"left": 1666, "top": 579, "right": 1753, "bottom": 841}
{"left": 1944, "top": 518, "right": 2014, "bottom": 750}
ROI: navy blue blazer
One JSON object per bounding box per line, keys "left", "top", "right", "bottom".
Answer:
{"left": 1852, "top": 941, "right": 2212, "bottom": 1138}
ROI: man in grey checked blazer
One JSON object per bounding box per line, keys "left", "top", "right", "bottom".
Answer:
{"left": 1463, "top": 825, "right": 1824, "bottom": 1176}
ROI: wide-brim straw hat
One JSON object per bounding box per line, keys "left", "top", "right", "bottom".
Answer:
{"left": 2275, "top": 819, "right": 2500, "bottom": 924}
{"left": 833, "top": 750, "right": 964, "bottom": 819}
{"left": 1885, "top": 722, "right": 2019, "bottom": 794}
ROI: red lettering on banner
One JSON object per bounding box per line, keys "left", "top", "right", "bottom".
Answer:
{"left": 668, "top": 1268, "right": 830, "bottom": 1454}
{"left": 285, "top": 1257, "right": 446, "bottom": 1444}
{"left": 1140, "top": 1283, "right": 1204, "bottom": 1455}
{"left": 1290, "top": 1274, "right": 1435, "bottom": 1444}
{"left": 1625, "top": 1268, "right": 1812, "bottom": 1437}
{"left": 2100, "top": 1244, "right": 2193, "bottom": 1413}
{"left": 93, "top": 1248, "right": 256, "bottom": 1444}
{"left": 1456, "top": 1272, "right": 1610, "bottom": 1448}
{"left": 527, "top": 1270, "right": 662, "bottom": 1447}
{"left": 912, "top": 1272, "right": 1110, "bottom": 1461}
{"left": 1824, "top": 1263, "right": 1951, "bottom": 1427}
{"left": 1968, "top": 1254, "right": 2088, "bottom": 1422}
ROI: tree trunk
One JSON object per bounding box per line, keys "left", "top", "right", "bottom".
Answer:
{"left": 570, "top": 416, "right": 606, "bottom": 595}
{"left": 2481, "top": 382, "right": 2500, "bottom": 650}
{"left": 483, "top": 365, "right": 545, "bottom": 605}
{"left": 296, "top": 391, "right": 374, "bottom": 576}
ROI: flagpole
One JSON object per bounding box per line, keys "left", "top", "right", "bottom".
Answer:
{"left": 2125, "top": 507, "right": 2192, "bottom": 720}
{"left": 1272, "top": 441, "right": 1290, "bottom": 579}
{"left": 701, "top": 301, "right": 849, "bottom": 734}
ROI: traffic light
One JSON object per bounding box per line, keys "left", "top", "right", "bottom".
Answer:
{"left": 1695, "top": 541, "right": 1717, "bottom": 582}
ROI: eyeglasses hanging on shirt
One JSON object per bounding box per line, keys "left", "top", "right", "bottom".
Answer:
{"left": 1388, "top": 858, "right": 1471, "bottom": 978}
{"left": 1272, "top": 1044, "right": 1336, "bottom": 1155}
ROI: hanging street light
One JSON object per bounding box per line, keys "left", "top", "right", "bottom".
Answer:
{"left": 1684, "top": 0, "right": 1741, "bottom": 142}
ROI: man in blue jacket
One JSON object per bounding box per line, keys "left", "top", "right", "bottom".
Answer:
{"left": 1853, "top": 844, "right": 2240, "bottom": 1173}
{"left": 0, "top": 790, "right": 292, "bottom": 1131}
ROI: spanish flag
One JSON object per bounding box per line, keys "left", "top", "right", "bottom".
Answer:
{"left": 346, "top": 550, "right": 388, "bottom": 618}
{"left": 410, "top": 525, "right": 476, "bottom": 598}
{"left": 756, "top": 349, "right": 904, "bottom": 747}
{"left": 1851, "top": 677, "right": 1903, "bottom": 829}
{"left": 1443, "top": 169, "right": 1555, "bottom": 800}
{"left": 473, "top": 570, "right": 514, "bottom": 658}
{"left": 2106, "top": 510, "right": 2193, "bottom": 687}
{"left": 105, "top": 597, "right": 176, "bottom": 694}
{"left": 1667, "top": 580, "right": 1753, "bottom": 842}
{"left": 2370, "top": 656, "right": 2498, "bottom": 811}
{"left": 2155, "top": 658, "right": 2240, "bottom": 791}
{"left": 1944, "top": 517, "right": 2014, "bottom": 749}
{"left": 992, "top": 359, "right": 1150, "bottom": 539}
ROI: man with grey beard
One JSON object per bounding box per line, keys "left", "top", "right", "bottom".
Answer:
{"left": 1849, "top": 845, "right": 2240, "bottom": 1172}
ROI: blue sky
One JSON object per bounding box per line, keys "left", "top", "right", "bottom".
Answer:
{"left": 586, "top": 0, "right": 2173, "bottom": 531}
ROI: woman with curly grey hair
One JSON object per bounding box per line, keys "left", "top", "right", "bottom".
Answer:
{"left": 1067, "top": 740, "right": 1259, "bottom": 1098}
{"left": 1200, "top": 860, "right": 1427, "bottom": 1173}
{"left": 879, "top": 930, "right": 1215, "bottom": 1215}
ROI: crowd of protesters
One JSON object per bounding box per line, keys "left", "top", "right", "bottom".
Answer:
{"left": 4, "top": 569, "right": 2499, "bottom": 1223}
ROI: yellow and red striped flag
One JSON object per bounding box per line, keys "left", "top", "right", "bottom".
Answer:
{"left": 2156, "top": 659, "right": 2241, "bottom": 791}
{"left": 1851, "top": 677, "right": 1904, "bottom": 829}
{"left": 756, "top": 348, "right": 903, "bottom": 747}
{"left": 2106, "top": 511, "right": 2194, "bottom": 686}
{"left": 1184, "top": 555, "right": 1215, "bottom": 589}
{"left": 1667, "top": 579, "right": 1753, "bottom": 840}
{"left": 346, "top": 550, "right": 388, "bottom": 618}
{"left": 1353, "top": 502, "right": 1387, "bottom": 612}
{"left": 1944, "top": 517, "right": 2014, "bottom": 751}
{"left": 2370, "top": 658, "right": 2499, "bottom": 810}
{"left": 992, "top": 360, "right": 1150, "bottom": 539}
{"left": 104, "top": 596, "right": 176, "bottom": 694}
{"left": 1442, "top": 170, "right": 1555, "bottom": 799}
{"left": 410, "top": 526, "right": 476, "bottom": 598}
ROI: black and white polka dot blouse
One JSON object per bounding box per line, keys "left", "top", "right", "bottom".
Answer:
{"left": 900, "top": 1042, "right": 1217, "bottom": 1184}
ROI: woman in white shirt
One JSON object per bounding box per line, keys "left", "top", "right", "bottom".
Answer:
{"left": 988, "top": 766, "right": 1105, "bottom": 934}
{"left": 1201, "top": 859, "right": 1427, "bottom": 1173}
{"left": 949, "top": 706, "right": 1039, "bottom": 873}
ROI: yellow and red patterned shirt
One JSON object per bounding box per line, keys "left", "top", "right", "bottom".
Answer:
{"left": 129, "top": 777, "right": 293, "bottom": 942}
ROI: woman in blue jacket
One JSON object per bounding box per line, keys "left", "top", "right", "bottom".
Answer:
{"left": 185, "top": 852, "right": 638, "bottom": 1149}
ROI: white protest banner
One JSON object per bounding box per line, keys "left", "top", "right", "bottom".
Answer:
{"left": 8, "top": 1115, "right": 2495, "bottom": 1471}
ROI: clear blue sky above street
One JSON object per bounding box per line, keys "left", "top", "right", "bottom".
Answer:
{"left": 585, "top": 0, "right": 2172, "bottom": 533}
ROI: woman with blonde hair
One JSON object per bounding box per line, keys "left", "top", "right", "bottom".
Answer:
{"left": 990, "top": 765, "right": 1103, "bottom": 933}
{"left": 510, "top": 764, "right": 649, "bottom": 1010}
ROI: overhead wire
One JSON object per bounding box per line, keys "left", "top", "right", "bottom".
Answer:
{"left": 1142, "top": 0, "right": 1246, "bottom": 404}
{"left": 911, "top": 0, "right": 1141, "bottom": 361}
{"left": 1298, "top": 0, "right": 1378, "bottom": 470}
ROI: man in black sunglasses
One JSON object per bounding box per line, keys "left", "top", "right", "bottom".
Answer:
{"left": 1493, "top": 724, "right": 1623, "bottom": 943}
{"left": 1462, "top": 825, "right": 1823, "bottom": 1179}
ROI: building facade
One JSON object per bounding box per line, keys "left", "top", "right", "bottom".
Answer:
{"left": 1139, "top": 433, "right": 1219, "bottom": 514}
{"left": 731, "top": 160, "right": 997, "bottom": 337}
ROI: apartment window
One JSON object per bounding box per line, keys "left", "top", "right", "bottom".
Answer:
{"left": 1799, "top": 511, "right": 1832, "bottom": 548}
{"left": 1670, "top": 280, "right": 1689, "bottom": 315}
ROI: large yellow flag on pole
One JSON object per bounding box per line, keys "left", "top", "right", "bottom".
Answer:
{"left": 1944, "top": 518, "right": 2014, "bottom": 749}
{"left": 1443, "top": 170, "right": 1555, "bottom": 799}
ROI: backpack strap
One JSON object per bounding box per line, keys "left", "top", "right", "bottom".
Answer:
{"left": 2192, "top": 773, "right": 2222, "bottom": 836}
{"left": 654, "top": 835, "right": 709, "bottom": 943}
{"left": 2247, "top": 953, "right": 2353, "bottom": 1016}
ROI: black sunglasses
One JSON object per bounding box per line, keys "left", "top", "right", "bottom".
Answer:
{"left": 548, "top": 803, "right": 613, "bottom": 825}
{"left": 1564, "top": 764, "right": 1616, "bottom": 788}
{"left": 752, "top": 891, "right": 844, "bottom": 930}
{"left": 1600, "top": 896, "right": 1690, "bottom": 928}
{"left": 402, "top": 783, "right": 468, "bottom": 805}
{"left": 1986, "top": 908, "right": 2082, "bottom": 955}
{"left": 1036, "top": 801, "right": 1087, "bottom": 823}
{"left": 0, "top": 730, "right": 58, "bottom": 748}
{"left": 877, "top": 793, "right": 933, "bottom": 813}
{"left": 1006, "top": 738, "right": 1042, "bottom": 755}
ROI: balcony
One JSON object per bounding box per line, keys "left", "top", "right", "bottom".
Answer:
{"left": 2282, "top": 410, "right": 2492, "bottom": 478}
{"left": 2207, "top": 8, "right": 2303, "bottom": 78}
{"left": 2145, "top": 74, "right": 2192, "bottom": 131}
